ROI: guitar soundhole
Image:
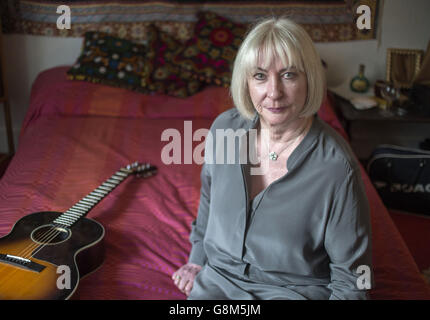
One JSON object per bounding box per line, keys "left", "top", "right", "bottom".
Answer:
{"left": 31, "top": 224, "right": 71, "bottom": 245}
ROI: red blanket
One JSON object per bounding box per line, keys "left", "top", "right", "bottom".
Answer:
{"left": 1, "top": 67, "right": 429, "bottom": 299}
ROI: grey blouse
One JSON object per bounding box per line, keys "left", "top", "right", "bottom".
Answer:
{"left": 188, "top": 108, "right": 372, "bottom": 300}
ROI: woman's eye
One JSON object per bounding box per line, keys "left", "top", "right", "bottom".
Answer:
{"left": 253, "top": 73, "right": 266, "bottom": 80}
{"left": 282, "top": 72, "right": 296, "bottom": 79}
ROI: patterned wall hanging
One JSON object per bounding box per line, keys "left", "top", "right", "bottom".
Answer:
{"left": 0, "top": 0, "right": 379, "bottom": 43}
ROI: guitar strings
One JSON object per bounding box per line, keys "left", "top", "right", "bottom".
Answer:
{"left": 14, "top": 205, "right": 90, "bottom": 260}
{"left": 26, "top": 229, "right": 64, "bottom": 258}
{"left": 0, "top": 216, "right": 80, "bottom": 285}
{"left": 2, "top": 204, "right": 91, "bottom": 268}
{"left": 0, "top": 214, "right": 83, "bottom": 285}
{"left": 0, "top": 226, "right": 63, "bottom": 290}
{"left": 0, "top": 225, "right": 56, "bottom": 282}
{"left": 11, "top": 205, "right": 90, "bottom": 260}
{"left": 19, "top": 226, "right": 64, "bottom": 259}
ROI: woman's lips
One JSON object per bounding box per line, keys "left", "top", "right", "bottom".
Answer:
{"left": 265, "top": 107, "right": 287, "bottom": 113}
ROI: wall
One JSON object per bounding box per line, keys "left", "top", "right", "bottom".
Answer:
{"left": 319, "top": 0, "right": 430, "bottom": 87}
{"left": 1, "top": 0, "right": 430, "bottom": 153}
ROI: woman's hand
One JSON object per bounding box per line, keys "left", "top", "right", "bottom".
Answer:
{"left": 172, "top": 263, "right": 202, "bottom": 296}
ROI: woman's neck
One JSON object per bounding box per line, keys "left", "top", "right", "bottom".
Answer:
{"left": 259, "top": 116, "right": 313, "bottom": 146}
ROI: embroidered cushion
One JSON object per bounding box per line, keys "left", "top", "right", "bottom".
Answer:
{"left": 146, "top": 28, "right": 204, "bottom": 98}
{"left": 172, "top": 11, "right": 247, "bottom": 88}
{"left": 67, "top": 29, "right": 156, "bottom": 92}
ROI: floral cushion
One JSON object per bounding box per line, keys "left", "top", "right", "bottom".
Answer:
{"left": 145, "top": 28, "right": 204, "bottom": 98}
{"left": 67, "top": 12, "right": 247, "bottom": 97}
{"left": 67, "top": 29, "right": 156, "bottom": 92}
{"left": 172, "top": 11, "right": 247, "bottom": 88}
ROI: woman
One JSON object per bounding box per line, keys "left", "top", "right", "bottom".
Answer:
{"left": 172, "top": 17, "right": 372, "bottom": 300}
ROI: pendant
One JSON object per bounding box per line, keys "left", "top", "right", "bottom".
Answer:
{"left": 269, "top": 151, "right": 278, "bottom": 161}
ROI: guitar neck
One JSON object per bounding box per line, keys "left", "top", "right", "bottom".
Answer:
{"left": 53, "top": 167, "right": 134, "bottom": 228}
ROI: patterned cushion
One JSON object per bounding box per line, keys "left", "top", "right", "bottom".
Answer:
{"left": 146, "top": 28, "right": 204, "bottom": 98}
{"left": 172, "top": 11, "right": 247, "bottom": 88}
{"left": 67, "top": 29, "right": 157, "bottom": 92}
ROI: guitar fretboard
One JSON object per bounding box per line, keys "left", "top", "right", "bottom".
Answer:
{"left": 53, "top": 167, "right": 132, "bottom": 228}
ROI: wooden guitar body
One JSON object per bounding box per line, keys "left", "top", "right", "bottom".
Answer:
{"left": 0, "top": 211, "right": 104, "bottom": 300}
{"left": 0, "top": 162, "right": 156, "bottom": 300}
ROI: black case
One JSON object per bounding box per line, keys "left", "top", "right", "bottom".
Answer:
{"left": 367, "top": 144, "right": 430, "bottom": 215}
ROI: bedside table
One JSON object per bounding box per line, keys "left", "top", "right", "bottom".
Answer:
{"left": 330, "top": 92, "right": 430, "bottom": 164}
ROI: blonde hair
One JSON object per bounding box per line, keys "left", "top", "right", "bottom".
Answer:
{"left": 230, "top": 17, "right": 326, "bottom": 119}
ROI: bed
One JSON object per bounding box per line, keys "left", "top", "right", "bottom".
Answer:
{"left": 0, "top": 65, "right": 429, "bottom": 300}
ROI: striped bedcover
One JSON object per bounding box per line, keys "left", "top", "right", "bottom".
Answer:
{"left": 0, "top": 66, "right": 429, "bottom": 299}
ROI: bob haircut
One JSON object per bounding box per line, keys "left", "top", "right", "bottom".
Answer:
{"left": 230, "top": 17, "right": 326, "bottom": 120}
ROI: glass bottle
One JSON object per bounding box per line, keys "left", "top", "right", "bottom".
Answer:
{"left": 350, "top": 64, "right": 370, "bottom": 93}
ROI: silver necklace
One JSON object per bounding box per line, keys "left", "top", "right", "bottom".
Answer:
{"left": 265, "top": 135, "right": 299, "bottom": 161}
{"left": 262, "top": 124, "right": 308, "bottom": 161}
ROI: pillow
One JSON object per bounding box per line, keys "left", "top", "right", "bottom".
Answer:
{"left": 145, "top": 28, "right": 205, "bottom": 98}
{"left": 67, "top": 29, "right": 157, "bottom": 92}
{"left": 172, "top": 11, "right": 247, "bottom": 88}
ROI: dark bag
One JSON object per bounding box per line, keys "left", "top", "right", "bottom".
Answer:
{"left": 367, "top": 144, "right": 430, "bottom": 216}
{"left": 409, "top": 84, "right": 430, "bottom": 116}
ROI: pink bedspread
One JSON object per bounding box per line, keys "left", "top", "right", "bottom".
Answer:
{"left": 1, "top": 67, "right": 429, "bottom": 299}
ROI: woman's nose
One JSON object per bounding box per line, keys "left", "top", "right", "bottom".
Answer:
{"left": 267, "top": 76, "right": 283, "bottom": 100}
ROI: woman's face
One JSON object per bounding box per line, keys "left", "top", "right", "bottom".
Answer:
{"left": 248, "top": 56, "right": 308, "bottom": 128}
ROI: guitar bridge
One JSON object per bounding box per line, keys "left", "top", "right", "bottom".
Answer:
{"left": 0, "top": 253, "right": 46, "bottom": 273}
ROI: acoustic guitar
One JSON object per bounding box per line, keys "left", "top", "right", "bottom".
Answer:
{"left": 0, "top": 162, "right": 157, "bottom": 300}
